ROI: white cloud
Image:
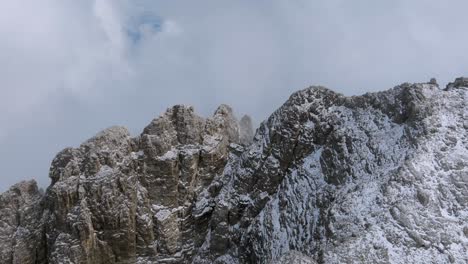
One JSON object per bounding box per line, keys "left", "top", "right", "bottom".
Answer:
{"left": 2, "top": 0, "right": 468, "bottom": 190}
{"left": 93, "top": 0, "right": 125, "bottom": 53}
{"left": 0, "top": 0, "right": 134, "bottom": 139}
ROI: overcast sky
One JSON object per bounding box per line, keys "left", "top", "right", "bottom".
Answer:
{"left": 1, "top": 0, "right": 468, "bottom": 191}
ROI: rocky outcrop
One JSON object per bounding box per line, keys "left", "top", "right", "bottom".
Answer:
{"left": 41, "top": 104, "right": 253, "bottom": 264}
{"left": 239, "top": 115, "right": 254, "bottom": 146}
{"left": 446, "top": 77, "right": 468, "bottom": 90}
{"left": 0, "top": 180, "right": 45, "bottom": 264}
{"left": 191, "top": 81, "right": 468, "bottom": 263}
{"left": 0, "top": 78, "right": 467, "bottom": 264}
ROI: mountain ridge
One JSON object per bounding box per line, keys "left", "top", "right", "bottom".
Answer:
{"left": 1, "top": 78, "right": 467, "bottom": 263}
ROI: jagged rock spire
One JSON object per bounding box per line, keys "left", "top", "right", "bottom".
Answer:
{"left": 239, "top": 114, "right": 254, "bottom": 146}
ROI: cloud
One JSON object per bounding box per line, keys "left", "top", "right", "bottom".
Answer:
{"left": 2, "top": 0, "right": 468, "bottom": 190}
{"left": 0, "top": 0, "right": 133, "bottom": 140}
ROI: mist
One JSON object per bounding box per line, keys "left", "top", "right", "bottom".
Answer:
{"left": 1, "top": 0, "right": 468, "bottom": 190}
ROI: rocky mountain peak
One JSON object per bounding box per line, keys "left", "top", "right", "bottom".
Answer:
{"left": 446, "top": 76, "right": 468, "bottom": 90}
{"left": 0, "top": 180, "right": 44, "bottom": 264}
{"left": 214, "top": 104, "right": 234, "bottom": 116}
{"left": 82, "top": 126, "right": 132, "bottom": 150}
{"left": 3, "top": 180, "right": 40, "bottom": 200}
{"left": 239, "top": 115, "right": 254, "bottom": 146}
{"left": 0, "top": 77, "right": 467, "bottom": 264}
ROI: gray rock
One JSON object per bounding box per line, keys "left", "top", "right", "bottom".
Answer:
{"left": 0, "top": 77, "right": 467, "bottom": 264}
{"left": 194, "top": 80, "right": 468, "bottom": 263}
{"left": 239, "top": 115, "right": 254, "bottom": 146}
{"left": 0, "top": 180, "right": 45, "bottom": 264}
{"left": 271, "top": 251, "right": 316, "bottom": 264}
{"left": 445, "top": 76, "right": 468, "bottom": 90}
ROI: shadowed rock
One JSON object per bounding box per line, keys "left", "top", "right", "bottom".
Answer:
{"left": 446, "top": 76, "right": 468, "bottom": 90}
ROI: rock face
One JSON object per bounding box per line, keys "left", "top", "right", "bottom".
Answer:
{"left": 0, "top": 78, "right": 467, "bottom": 264}
{"left": 42, "top": 105, "right": 253, "bottom": 264}
{"left": 239, "top": 115, "right": 254, "bottom": 146}
{"left": 0, "top": 180, "right": 45, "bottom": 264}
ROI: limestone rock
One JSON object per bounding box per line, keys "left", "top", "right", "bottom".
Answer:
{"left": 239, "top": 115, "right": 254, "bottom": 146}
{"left": 0, "top": 77, "right": 467, "bottom": 264}
{"left": 0, "top": 180, "right": 45, "bottom": 264}
{"left": 193, "top": 80, "right": 468, "bottom": 263}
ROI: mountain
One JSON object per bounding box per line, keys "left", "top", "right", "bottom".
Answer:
{"left": 0, "top": 78, "right": 467, "bottom": 264}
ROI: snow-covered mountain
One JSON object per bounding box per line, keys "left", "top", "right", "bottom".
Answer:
{"left": 1, "top": 78, "right": 467, "bottom": 264}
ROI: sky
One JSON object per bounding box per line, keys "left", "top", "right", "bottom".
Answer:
{"left": 1, "top": 0, "right": 468, "bottom": 191}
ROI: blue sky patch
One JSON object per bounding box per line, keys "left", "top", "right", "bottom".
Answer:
{"left": 126, "top": 13, "right": 162, "bottom": 44}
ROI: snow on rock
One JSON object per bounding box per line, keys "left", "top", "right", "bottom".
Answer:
{"left": 193, "top": 81, "right": 468, "bottom": 264}
{"left": 0, "top": 78, "right": 467, "bottom": 264}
